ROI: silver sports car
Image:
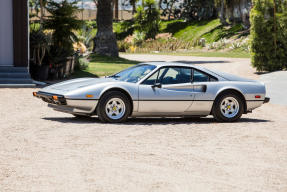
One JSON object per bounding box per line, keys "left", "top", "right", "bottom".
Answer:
{"left": 33, "top": 62, "right": 270, "bottom": 123}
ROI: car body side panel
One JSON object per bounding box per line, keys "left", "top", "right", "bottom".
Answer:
{"left": 138, "top": 83, "right": 195, "bottom": 113}
{"left": 187, "top": 81, "right": 266, "bottom": 115}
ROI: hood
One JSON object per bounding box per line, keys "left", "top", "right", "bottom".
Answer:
{"left": 42, "top": 78, "right": 116, "bottom": 94}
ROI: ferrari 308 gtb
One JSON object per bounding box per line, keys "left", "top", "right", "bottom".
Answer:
{"left": 33, "top": 62, "right": 269, "bottom": 123}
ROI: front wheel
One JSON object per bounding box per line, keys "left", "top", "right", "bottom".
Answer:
{"left": 97, "top": 91, "right": 131, "bottom": 123}
{"left": 212, "top": 93, "right": 244, "bottom": 122}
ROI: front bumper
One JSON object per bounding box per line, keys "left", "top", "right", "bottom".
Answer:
{"left": 33, "top": 91, "right": 67, "bottom": 105}
{"left": 33, "top": 91, "right": 98, "bottom": 115}
{"left": 264, "top": 97, "right": 270, "bottom": 104}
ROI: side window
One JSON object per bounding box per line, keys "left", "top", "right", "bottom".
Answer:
{"left": 142, "top": 71, "right": 159, "bottom": 85}
{"left": 142, "top": 67, "right": 192, "bottom": 85}
{"left": 192, "top": 69, "right": 217, "bottom": 82}
{"left": 160, "top": 67, "right": 192, "bottom": 85}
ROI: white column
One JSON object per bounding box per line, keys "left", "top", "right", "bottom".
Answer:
{"left": 0, "top": 0, "right": 14, "bottom": 66}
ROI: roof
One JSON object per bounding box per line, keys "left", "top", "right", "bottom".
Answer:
{"left": 140, "top": 61, "right": 208, "bottom": 72}
{"left": 139, "top": 62, "right": 228, "bottom": 81}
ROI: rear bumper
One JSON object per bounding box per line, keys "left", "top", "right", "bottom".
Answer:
{"left": 264, "top": 97, "right": 270, "bottom": 104}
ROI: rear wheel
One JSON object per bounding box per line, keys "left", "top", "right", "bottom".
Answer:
{"left": 97, "top": 91, "right": 131, "bottom": 123}
{"left": 212, "top": 92, "right": 244, "bottom": 122}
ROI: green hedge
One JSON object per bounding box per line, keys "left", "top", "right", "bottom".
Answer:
{"left": 250, "top": 0, "right": 287, "bottom": 71}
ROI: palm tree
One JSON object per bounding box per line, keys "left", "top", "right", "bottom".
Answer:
{"left": 129, "top": 0, "right": 138, "bottom": 14}
{"left": 93, "top": 0, "right": 119, "bottom": 57}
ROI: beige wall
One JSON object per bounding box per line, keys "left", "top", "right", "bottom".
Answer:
{"left": 30, "top": 9, "right": 134, "bottom": 21}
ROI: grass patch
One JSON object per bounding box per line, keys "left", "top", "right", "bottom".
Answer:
{"left": 172, "top": 19, "right": 221, "bottom": 42}
{"left": 73, "top": 54, "right": 140, "bottom": 78}
{"left": 202, "top": 24, "right": 246, "bottom": 43}
{"left": 160, "top": 20, "right": 189, "bottom": 34}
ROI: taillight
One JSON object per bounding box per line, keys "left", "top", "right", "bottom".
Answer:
{"left": 255, "top": 95, "right": 261, "bottom": 99}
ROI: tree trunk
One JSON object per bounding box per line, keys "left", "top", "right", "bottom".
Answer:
{"left": 40, "top": 0, "right": 44, "bottom": 27}
{"left": 240, "top": 0, "right": 251, "bottom": 28}
{"left": 219, "top": 0, "right": 228, "bottom": 25}
{"left": 94, "top": 0, "right": 119, "bottom": 57}
{"left": 114, "top": 0, "right": 119, "bottom": 20}
{"left": 158, "top": 0, "right": 162, "bottom": 10}
{"left": 132, "top": 1, "right": 136, "bottom": 15}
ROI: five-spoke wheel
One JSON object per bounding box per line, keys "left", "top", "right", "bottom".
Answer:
{"left": 220, "top": 97, "right": 240, "bottom": 119}
{"left": 97, "top": 91, "right": 131, "bottom": 123}
{"left": 105, "top": 98, "right": 126, "bottom": 120}
{"left": 212, "top": 92, "right": 244, "bottom": 122}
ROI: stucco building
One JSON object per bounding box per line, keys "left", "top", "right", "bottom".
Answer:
{"left": 0, "top": 0, "right": 34, "bottom": 86}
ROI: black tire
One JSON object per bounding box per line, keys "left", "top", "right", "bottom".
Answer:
{"left": 212, "top": 92, "right": 244, "bottom": 122}
{"left": 96, "top": 91, "right": 131, "bottom": 123}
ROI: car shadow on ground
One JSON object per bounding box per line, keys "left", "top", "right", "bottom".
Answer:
{"left": 42, "top": 116, "right": 271, "bottom": 125}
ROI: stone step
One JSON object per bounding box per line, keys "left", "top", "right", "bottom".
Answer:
{"left": 0, "top": 78, "right": 33, "bottom": 84}
{"left": 0, "top": 67, "right": 28, "bottom": 73}
{"left": 0, "top": 72, "right": 31, "bottom": 78}
{"left": 0, "top": 84, "right": 36, "bottom": 88}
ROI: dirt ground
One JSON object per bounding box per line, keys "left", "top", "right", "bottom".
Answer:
{"left": 1, "top": 55, "right": 287, "bottom": 192}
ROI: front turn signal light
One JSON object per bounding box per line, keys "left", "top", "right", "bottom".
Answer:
{"left": 86, "top": 94, "right": 94, "bottom": 98}
{"left": 33, "top": 92, "right": 37, "bottom": 97}
{"left": 52, "top": 96, "right": 58, "bottom": 100}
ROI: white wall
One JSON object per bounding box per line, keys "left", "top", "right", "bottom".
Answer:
{"left": 0, "top": 0, "right": 14, "bottom": 66}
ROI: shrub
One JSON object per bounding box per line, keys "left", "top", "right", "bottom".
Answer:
{"left": 250, "top": 0, "right": 287, "bottom": 71}
{"left": 114, "top": 20, "right": 135, "bottom": 40}
{"left": 78, "top": 57, "right": 89, "bottom": 70}
{"left": 132, "top": 30, "right": 146, "bottom": 46}
{"left": 207, "top": 38, "right": 228, "bottom": 50}
{"left": 117, "top": 41, "right": 131, "bottom": 52}
{"left": 134, "top": 0, "right": 160, "bottom": 39}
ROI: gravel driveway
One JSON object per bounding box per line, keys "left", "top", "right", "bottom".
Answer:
{"left": 1, "top": 55, "right": 287, "bottom": 192}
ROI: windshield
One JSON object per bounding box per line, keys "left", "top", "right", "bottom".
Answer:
{"left": 109, "top": 64, "right": 156, "bottom": 83}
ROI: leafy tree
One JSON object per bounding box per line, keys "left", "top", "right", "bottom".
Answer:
{"left": 160, "top": 0, "right": 216, "bottom": 21}
{"left": 121, "top": 0, "right": 139, "bottom": 14}
{"left": 134, "top": 0, "right": 160, "bottom": 39}
{"left": 93, "top": 0, "right": 119, "bottom": 57}
{"left": 44, "top": 0, "right": 82, "bottom": 62}
{"left": 161, "top": 0, "right": 182, "bottom": 20}
{"left": 180, "top": 0, "right": 216, "bottom": 21}
{"left": 250, "top": 0, "right": 287, "bottom": 71}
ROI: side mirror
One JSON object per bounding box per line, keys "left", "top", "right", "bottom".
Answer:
{"left": 152, "top": 83, "right": 162, "bottom": 89}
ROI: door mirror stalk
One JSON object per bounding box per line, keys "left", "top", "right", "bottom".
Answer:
{"left": 152, "top": 83, "right": 162, "bottom": 89}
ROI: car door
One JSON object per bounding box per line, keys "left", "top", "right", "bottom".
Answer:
{"left": 138, "top": 66, "right": 195, "bottom": 113}
{"left": 185, "top": 68, "right": 218, "bottom": 115}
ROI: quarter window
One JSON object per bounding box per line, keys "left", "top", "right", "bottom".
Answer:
{"left": 192, "top": 69, "right": 217, "bottom": 82}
